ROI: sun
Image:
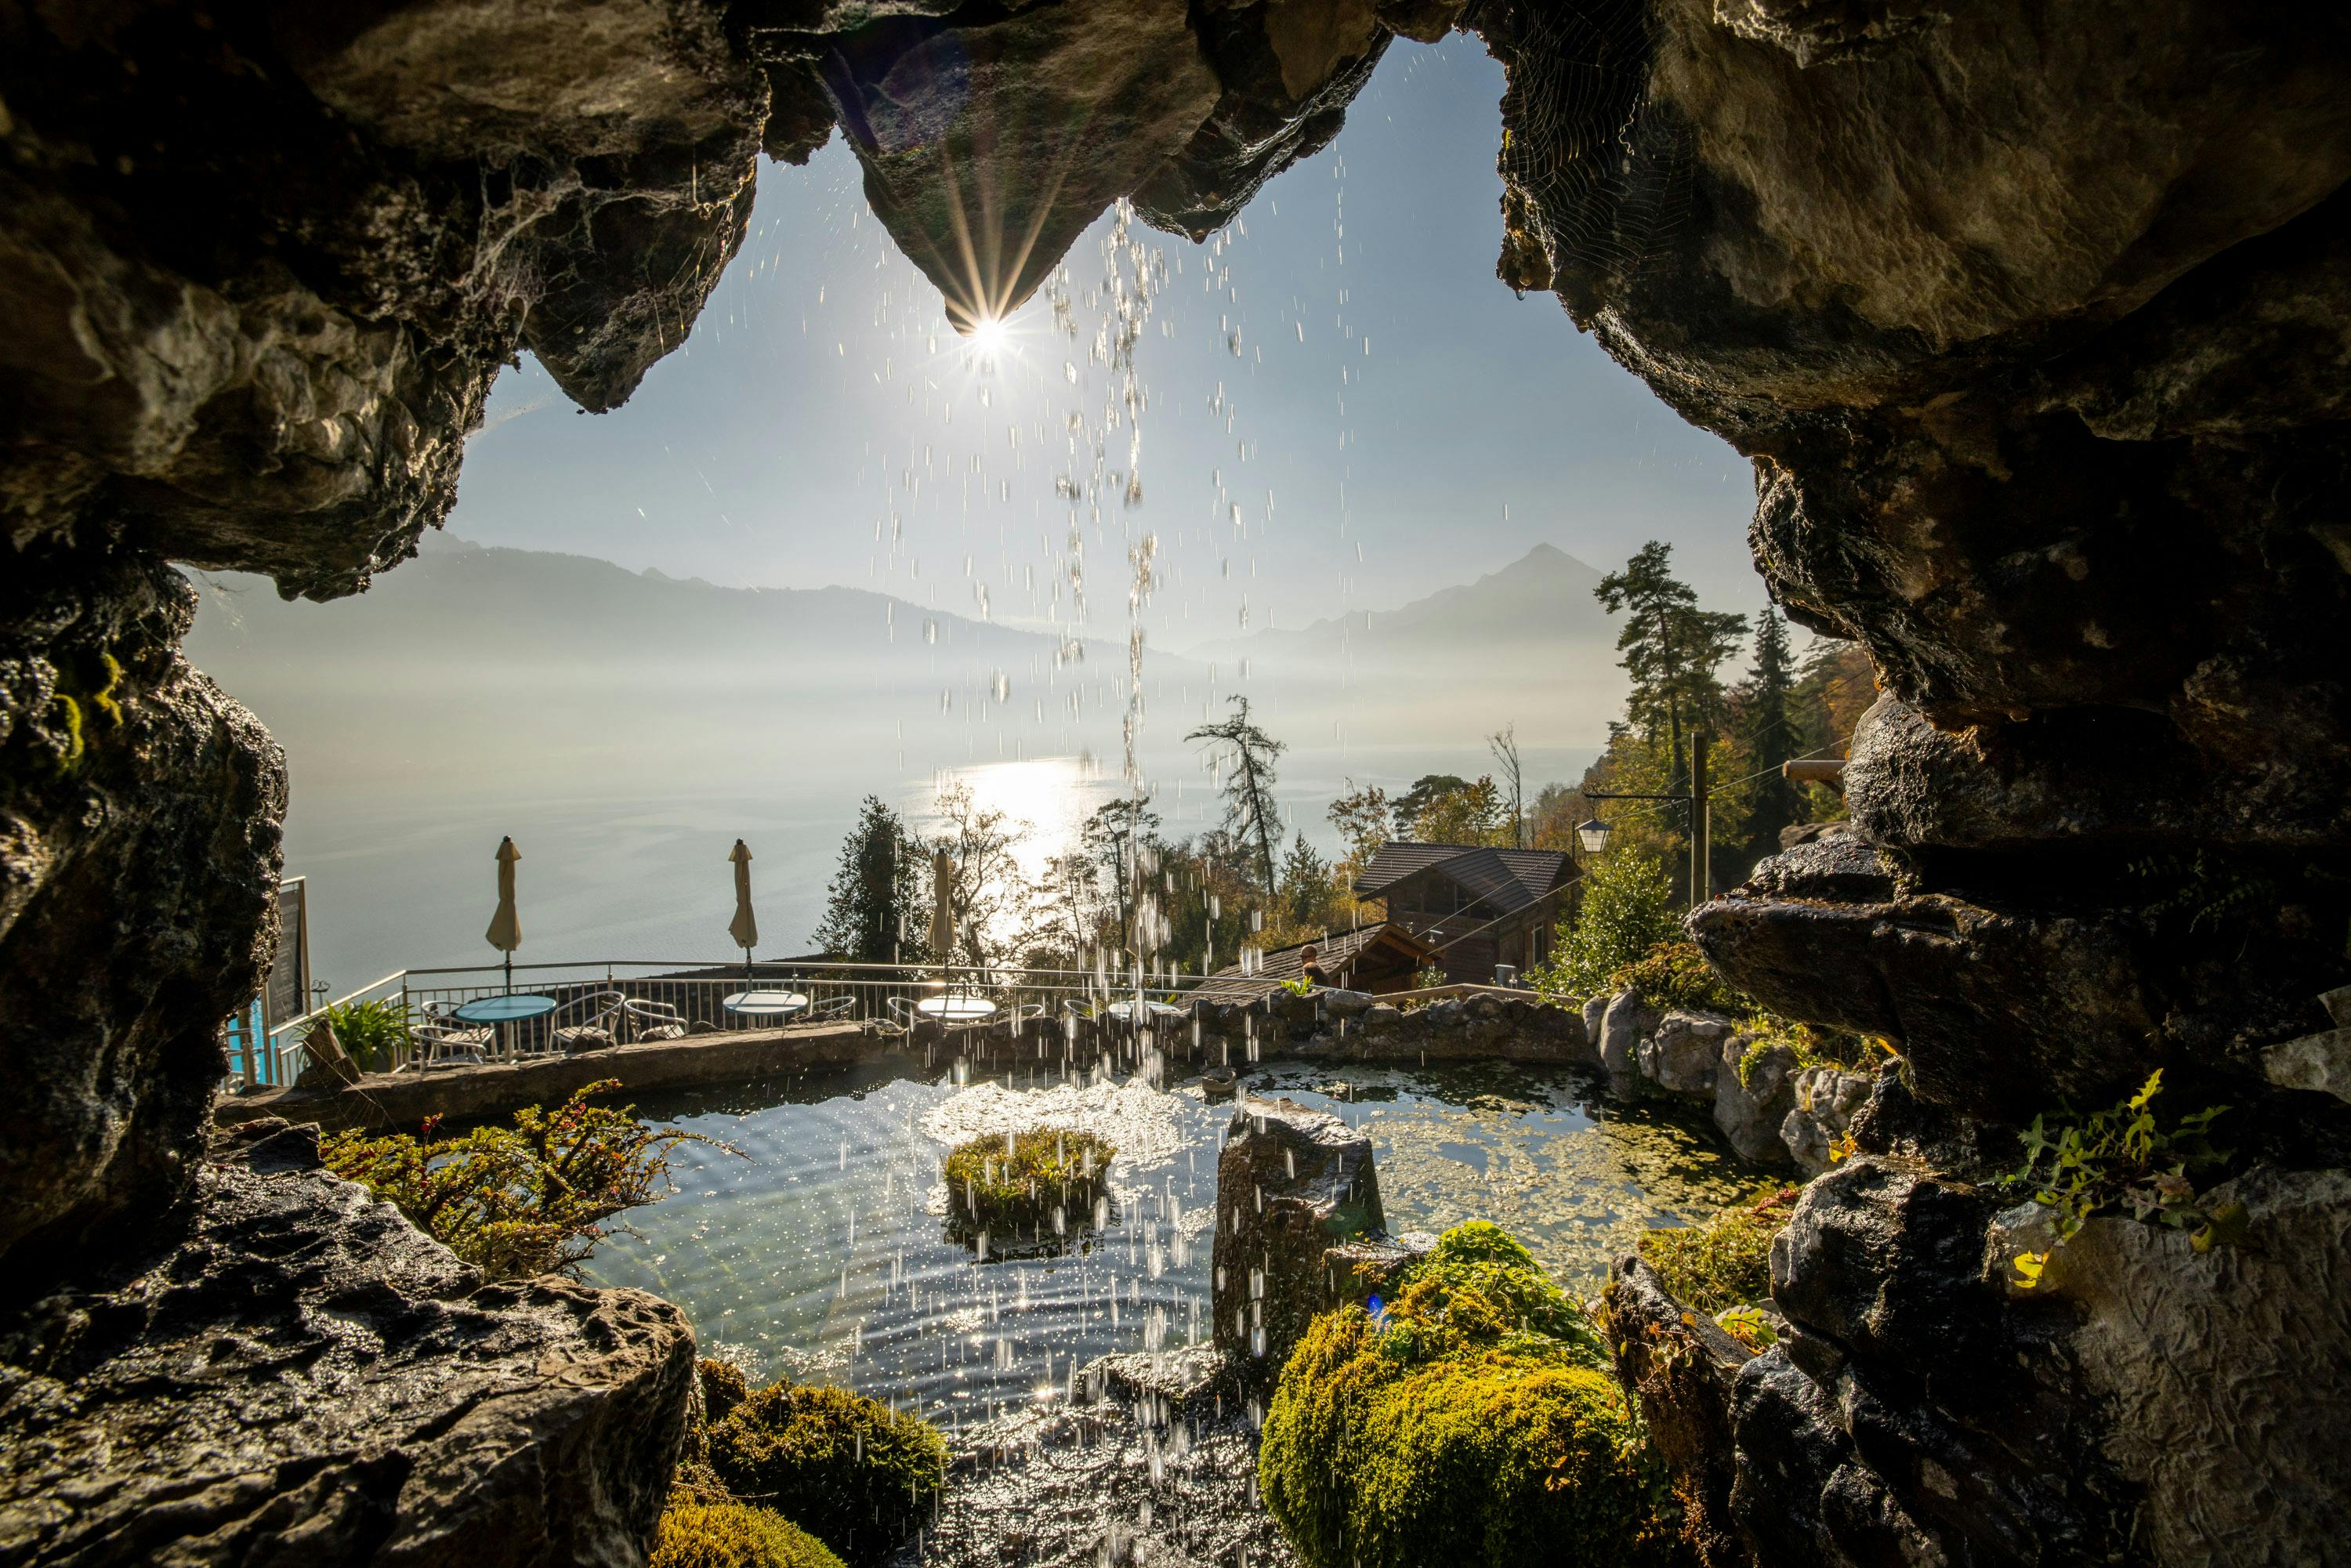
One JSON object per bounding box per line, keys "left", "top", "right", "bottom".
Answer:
{"left": 969, "top": 315, "right": 1009, "bottom": 353}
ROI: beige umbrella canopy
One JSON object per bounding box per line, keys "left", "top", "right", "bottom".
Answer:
{"left": 728, "top": 839, "right": 758, "bottom": 976}
{"left": 485, "top": 835, "right": 522, "bottom": 991}
{"left": 929, "top": 847, "right": 956, "bottom": 969}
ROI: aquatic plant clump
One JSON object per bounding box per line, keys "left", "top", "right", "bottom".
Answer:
{"left": 703, "top": 1382, "right": 947, "bottom": 1563}
{"left": 1259, "top": 1221, "right": 1679, "bottom": 1568}
{"left": 321, "top": 1080, "right": 726, "bottom": 1282}
{"left": 1636, "top": 1189, "right": 1796, "bottom": 1314}
{"left": 943, "top": 1127, "right": 1116, "bottom": 1240}
{"left": 648, "top": 1501, "right": 847, "bottom": 1568}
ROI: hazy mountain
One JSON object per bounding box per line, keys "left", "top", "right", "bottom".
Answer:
{"left": 1179, "top": 544, "right": 1628, "bottom": 749}
{"left": 183, "top": 532, "right": 1209, "bottom": 791}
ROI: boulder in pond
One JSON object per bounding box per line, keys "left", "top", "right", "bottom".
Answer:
{"left": 1212, "top": 1097, "right": 1386, "bottom": 1368}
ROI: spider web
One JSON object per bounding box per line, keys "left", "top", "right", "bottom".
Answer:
{"left": 1487, "top": 0, "right": 1693, "bottom": 308}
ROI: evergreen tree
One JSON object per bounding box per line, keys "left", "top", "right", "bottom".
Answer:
{"left": 1187, "top": 697, "right": 1286, "bottom": 895}
{"left": 1596, "top": 542, "right": 1748, "bottom": 800}
{"left": 1740, "top": 607, "right": 1805, "bottom": 856}
{"left": 1393, "top": 774, "right": 1472, "bottom": 838}
{"left": 811, "top": 797, "right": 924, "bottom": 963}
{"left": 1278, "top": 832, "right": 1332, "bottom": 929}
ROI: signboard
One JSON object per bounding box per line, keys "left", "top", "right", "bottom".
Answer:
{"left": 261, "top": 878, "right": 310, "bottom": 1032}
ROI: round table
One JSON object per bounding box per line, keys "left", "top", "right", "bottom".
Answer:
{"left": 451, "top": 994, "right": 557, "bottom": 1026}
{"left": 724, "top": 989, "right": 810, "bottom": 1022}
{"left": 915, "top": 994, "right": 998, "bottom": 1023}
{"left": 1102, "top": 998, "right": 1186, "bottom": 1023}
{"left": 451, "top": 994, "right": 557, "bottom": 1061}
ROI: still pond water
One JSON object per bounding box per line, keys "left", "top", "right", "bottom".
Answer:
{"left": 580, "top": 1060, "right": 1756, "bottom": 1429}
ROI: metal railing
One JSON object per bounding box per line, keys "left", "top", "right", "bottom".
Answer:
{"left": 229, "top": 957, "right": 1250, "bottom": 1088}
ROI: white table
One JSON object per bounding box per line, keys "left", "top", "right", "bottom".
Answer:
{"left": 1102, "top": 999, "right": 1186, "bottom": 1023}
{"left": 915, "top": 994, "right": 998, "bottom": 1023}
{"left": 724, "top": 989, "right": 810, "bottom": 1022}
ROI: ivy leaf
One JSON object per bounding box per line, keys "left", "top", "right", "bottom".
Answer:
{"left": 2012, "top": 1251, "right": 2047, "bottom": 1288}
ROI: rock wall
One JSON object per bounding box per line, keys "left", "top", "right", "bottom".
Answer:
{"left": 1465, "top": 1, "right": 2351, "bottom": 1558}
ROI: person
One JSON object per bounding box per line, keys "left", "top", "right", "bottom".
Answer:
{"left": 1299, "top": 944, "right": 1330, "bottom": 988}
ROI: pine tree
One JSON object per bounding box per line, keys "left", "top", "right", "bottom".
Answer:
{"left": 811, "top": 797, "right": 924, "bottom": 963}
{"left": 1187, "top": 697, "right": 1286, "bottom": 896}
{"left": 1741, "top": 607, "right": 1805, "bottom": 856}
{"left": 1596, "top": 542, "right": 1749, "bottom": 800}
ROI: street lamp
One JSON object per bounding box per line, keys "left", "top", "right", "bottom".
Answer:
{"left": 1580, "top": 733, "right": 1716, "bottom": 910}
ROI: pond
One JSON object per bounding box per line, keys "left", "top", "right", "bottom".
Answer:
{"left": 580, "top": 1059, "right": 1759, "bottom": 1429}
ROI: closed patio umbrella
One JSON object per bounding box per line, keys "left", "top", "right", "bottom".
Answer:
{"left": 485, "top": 835, "right": 522, "bottom": 993}
{"left": 929, "top": 847, "right": 955, "bottom": 973}
{"left": 728, "top": 839, "right": 759, "bottom": 980}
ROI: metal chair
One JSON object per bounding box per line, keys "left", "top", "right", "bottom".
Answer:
{"left": 409, "top": 1015, "right": 491, "bottom": 1070}
{"left": 624, "top": 998, "right": 690, "bottom": 1041}
{"left": 549, "top": 990, "right": 626, "bottom": 1054}
{"left": 806, "top": 993, "right": 857, "bottom": 1021}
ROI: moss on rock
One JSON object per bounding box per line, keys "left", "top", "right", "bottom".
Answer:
{"left": 942, "top": 1128, "right": 1114, "bottom": 1241}
{"left": 1636, "top": 1190, "right": 1795, "bottom": 1314}
{"left": 1259, "top": 1222, "right": 1681, "bottom": 1568}
{"left": 648, "top": 1501, "right": 847, "bottom": 1568}
{"left": 704, "top": 1382, "right": 946, "bottom": 1564}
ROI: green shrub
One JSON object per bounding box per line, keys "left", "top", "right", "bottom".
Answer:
{"left": 941, "top": 1128, "right": 1114, "bottom": 1242}
{"left": 1733, "top": 1016, "right": 1879, "bottom": 1088}
{"left": 306, "top": 996, "right": 411, "bottom": 1072}
{"left": 321, "top": 1081, "right": 723, "bottom": 1281}
{"left": 649, "top": 1502, "right": 846, "bottom": 1568}
{"left": 1637, "top": 1190, "right": 1795, "bottom": 1314}
{"left": 704, "top": 1382, "right": 947, "bottom": 1563}
{"left": 1610, "top": 940, "right": 1752, "bottom": 1017}
{"left": 1260, "top": 1222, "right": 1679, "bottom": 1568}
{"left": 1531, "top": 853, "right": 1683, "bottom": 1000}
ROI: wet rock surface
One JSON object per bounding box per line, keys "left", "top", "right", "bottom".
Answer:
{"left": 0, "top": 1121, "right": 697, "bottom": 1566}
{"left": 1212, "top": 1099, "right": 1385, "bottom": 1369}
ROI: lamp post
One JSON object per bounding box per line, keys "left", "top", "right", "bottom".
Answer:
{"left": 1580, "top": 733, "right": 1715, "bottom": 910}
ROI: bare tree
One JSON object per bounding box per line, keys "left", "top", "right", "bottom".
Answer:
{"left": 1489, "top": 723, "right": 1525, "bottom": 849}
{"left": 1187, "top": 696, "right": 1286, "bottom": 896}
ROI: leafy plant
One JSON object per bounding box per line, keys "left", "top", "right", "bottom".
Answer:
{"left": 321, "top": 1081, "right": 726, "bottom": 1281}
{"left": 1259, "top": 1221, "right": 1679, "bottom": 1568}
{"left": 2129, "top": 851, "right": 2280, "bottom": 938}
{"left": 1531, "top": 854, "right": 1683, "bottom": 1001}
{"left": 1733, "top": 1017, "right": 1879, "bottom": 1088}
{"left": 1636, "top": 1189, "right": 1795, "bottom": 1314}
{"left": 1281, "top": 974, "right": 1317, "bottom": 997}
{"left": 2003, "top": 1070, "right": 2238, "bottom": 1290}
{"left": 942, "top": 1128, "right": 1115, "bottom": 1243}
{"left": 704, "top": 1382, "right": 947, "bottom": 1564}
{"left": 306, "top": 996, "right": 411, "bottom": 1072}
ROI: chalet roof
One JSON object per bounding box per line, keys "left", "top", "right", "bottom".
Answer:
{"left": 1191, "top": 922, "right": 1436, "bottom": 1003}
{"left": 1351, "top": 842, "right": 1574, "bottom": 915}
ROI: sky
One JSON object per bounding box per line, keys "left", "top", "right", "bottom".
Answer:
{"left": 444, "top": 38, "right": 1764, "bottom": 650}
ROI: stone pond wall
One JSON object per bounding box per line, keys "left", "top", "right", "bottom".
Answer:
{"left": 4, "top": 2, "right": 2349, "bottom": 1562}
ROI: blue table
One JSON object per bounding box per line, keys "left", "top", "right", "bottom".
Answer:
{"left": 452, "top": 994, "right": 558, "bottom": 1025}
{"left": 453, "top": 994, "right": 556, "bottom": 1060}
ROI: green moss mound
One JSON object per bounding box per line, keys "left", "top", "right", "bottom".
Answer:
{"left": 698, "top": 1356, "right": 752, "bottom": 1428}
{"left": 1611, "top": 940, "right": 1754, "bottom": 1018}
{"left": 649, "top": 1502, "right": 846, "bottom": 1568}
{"left": 1637, "top": 1190, "right": 1795, "bottom": 1314}
{"left": 1260, "top": 1222, "right": 1680, "bottom": 1568}
{"left": 705, "top": 1382, "right": 947, "bottom": 1563}
{"left": 942, "top": 1128, "right": 1114, "bottom": 1240}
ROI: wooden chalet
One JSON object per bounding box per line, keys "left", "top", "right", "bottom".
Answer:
{"left": 1349, "top": 842, "right": 1578, "bottom": 985}
{"left": 1191, "top": 922, "right": 1437, "bottom": 1004}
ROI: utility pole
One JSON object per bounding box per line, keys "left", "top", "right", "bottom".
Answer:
{"left": 1690, "top": 732, "right": 1711, "bottom": 907}
{"left": 1582, "top": 729, "right": 1715, "bottom": 913}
